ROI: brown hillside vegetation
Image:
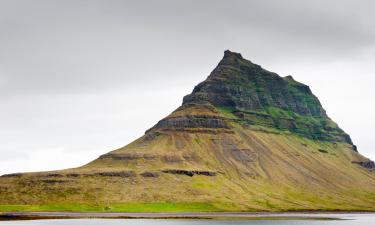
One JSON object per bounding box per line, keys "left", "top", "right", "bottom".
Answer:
{"left": 0, "top": 51, "right": 374, "bottom": 212}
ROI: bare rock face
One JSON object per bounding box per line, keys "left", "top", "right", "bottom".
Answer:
{"left": 183, "top": 50, "right": 325, "bottom": 117}
{"left": 145, "top": 103, "right": 232, "bottom": 133}
{"left": 183, "top": 50, "right": 353, "bottom": 145}
{"left": 92, "top": 171, "right": 136, "bottom": 177}
{"left": 140, "top": 171, "right": 160, "bottom": 178}
{"left": 353, "top": 160, "right": 375, "bottom": 170}
{"left": 161, "top": 169, "right": 217, "bottom": 177}
{"left": 153, "top": 115, "right": 230, "bottom": 130}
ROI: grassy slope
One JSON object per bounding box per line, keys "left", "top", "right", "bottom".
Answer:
{"left": 0, "top": 104, "right": 375, "bottom": 212}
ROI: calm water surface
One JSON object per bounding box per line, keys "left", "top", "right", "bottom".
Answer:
{"left": 1, "top": 214, "right": 375, "bottom": 225}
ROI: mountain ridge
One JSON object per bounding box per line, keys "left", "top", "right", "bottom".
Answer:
{"left": 183, "top": 50, "right": 353, "bottom": 144}
{"left": 0, "top": 50, "right": 374, "bottom": 212}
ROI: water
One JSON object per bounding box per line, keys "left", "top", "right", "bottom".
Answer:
{"left": 1, "top": 214, "right": 375, "bottom": 225}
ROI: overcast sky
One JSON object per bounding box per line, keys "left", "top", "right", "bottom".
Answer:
{"left": 1, "top": 0, "right": 374, "bottom": 175}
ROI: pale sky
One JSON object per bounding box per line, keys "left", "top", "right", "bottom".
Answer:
{"left": 1, "top": 0, "right": 374, "bottom": 175}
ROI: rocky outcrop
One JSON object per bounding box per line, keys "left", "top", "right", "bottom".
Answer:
{"left": 1, "top": 50, "right": 374, "bottom": 212}
{"left": 183, "top": 50, "right": 353, "bottom": 145}
{"left": 146, "top": 103, "right": 232, "bottom": 133}
{"left": 99, "top": 153, "right": 157, "bottom": 161}
{"left": 0, "top": 173, "right": 22, "bottom": 178}
{"left": 66, "top": 173, "right": 80, "bottom": 178}
{"left": 92, "top": 171, "right": 135, "bottom": 177}
{"left": 353, "top": 160, "right": 375, "bottom": 170}
{"left": 140, "top": 171, "right": 160, "bottom": 178}
{"left": 152, "top": 115, "right": 230, "bottom": 130}
{"left": 161, "top": 169, "right": 217, "bottom": 177}
{"left": 183, "top": 50, "right": 326, "bottom": 117}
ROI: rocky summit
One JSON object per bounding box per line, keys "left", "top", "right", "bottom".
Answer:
{"left": 1, "top": 50, "right": 375, "bottom": 212}
{"left": 183, "top": 50, "right": 352, "bottom": 144}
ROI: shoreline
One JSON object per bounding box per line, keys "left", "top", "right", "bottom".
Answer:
{"left": 1, "top": 211, "right": 375, "bottom": 221}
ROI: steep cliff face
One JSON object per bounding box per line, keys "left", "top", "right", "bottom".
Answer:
{"left": 0, "top": 50, "right": 374, "bottom": 212}
{"left": 183, "top": 50, "right": 353, "bottom": 144}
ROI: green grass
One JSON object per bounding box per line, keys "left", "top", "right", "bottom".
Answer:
{"left": 216, "top": 106, "right": 237, "bottom": 119}
{"left": 110, "top": 202, "right": 221, "bottom": 212}
{"left": 216, "top": 104, "right": 347, "bottom": 144}
{"left": 0, "top": 202, "right": 224, "bottom": 212}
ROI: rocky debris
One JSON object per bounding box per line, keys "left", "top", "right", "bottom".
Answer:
{"left": 161, "top": 169, "right": 217, "bottom": 177}
{"left": 140, "top": 171, "right": 159, "bottom": 178}
{"left": 92, "top": 171, "right": 136, "bottom": 177}
{"left": 352, "top": 160, "right": 375, "bottom": 170}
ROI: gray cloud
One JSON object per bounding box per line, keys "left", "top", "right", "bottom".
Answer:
{"left": 0, "top": 0, "right": 374, "bottom": 174}
{"left": 1, "top": 0, "right": 374, "bottom": 96}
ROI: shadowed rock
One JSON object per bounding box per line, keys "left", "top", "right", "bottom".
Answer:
{"left": 92, "top": 171, "right": 136, "bottom": 177}
{"left": 352, "top": 160, "right": 375, "bottom": 170}
{"left": 161, "top": 169, "right": 217, "bottom": 177}
{"left": 182, "top": 50, "right": 353, "bottom": 145}
{"left": 0, "top": 173, "right": 22, "bottom": 178}
{"left": 140, "top": 171, "right": 160, "bottom": 178}
{"left": 153, "top": 115, "right": 230, "bottom": 130}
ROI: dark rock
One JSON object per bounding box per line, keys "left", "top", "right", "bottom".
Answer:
{"left": 352, "top": 160, "right": 375, "bottom": 170}
{"left": 140, "top": 171, "right": 159, "bottom": 178}
{"left": 66, "top": 173, "right": 80, "bottom": 178}
{"left": 40, "top": 179, "right": 68, "bottom": 184}
{"left": 45, "top": 173, "right": 64, "bottom": 178}
{"left": 94, "top": 171, "right": 136, "bottom": 177}
{"left": 153, "top": 115, "right": 230, "bottom": 130}
{"left": 161, "top": 169, "right": 216, "bottom": 177}
{"left": 99, "top": 153, "right": 156, "bottom": 161}
{"left": 0, "top": 173, "right": 22, "bottom": 178}
{"left": 182, "top": 50, "right": 353, "bottom": 145}
{"left": 224, "top": 49, "right": 243, "bottom": 59}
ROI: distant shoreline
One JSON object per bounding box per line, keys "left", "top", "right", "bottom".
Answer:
{"left": 1, "top": 211, "right": 375, "bottom": 221}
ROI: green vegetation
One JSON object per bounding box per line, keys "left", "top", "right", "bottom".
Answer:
{"left": 0, "top": 51, "right": 373, "bottom": 213}
{"left": 185, "top": 51, "right": 352, "bottom": 145}
{"left": 0, "top": 202, "right": 223, "bottom": 212}
{"left": 1, "top": 124, "right": 374, "bottom": 212}
{"left": 216, "top": 105, "right": 348, "bottom": 143}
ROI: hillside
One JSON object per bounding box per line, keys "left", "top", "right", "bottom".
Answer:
{"left": 0, "top": 50, "right": 374, "bottom": 212}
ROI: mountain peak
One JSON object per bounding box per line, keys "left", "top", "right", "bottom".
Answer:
{"left": 219, "top": 50, "right": 251, "bottom": 67}
{"left": 1, "top": 50, "right": 374, "bottom": 212}
{"left": 284, "top": 75, "right": 294, "bottom": 81}
{"left": 183, "top": 51, "right": 353, "bottom": 144}
{"left": 223, "top": 50, "right": 243, "bottom": 59}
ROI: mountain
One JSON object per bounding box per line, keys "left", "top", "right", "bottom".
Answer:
{"left": 1, "top": 50, "right": 375, "bottom": 212}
